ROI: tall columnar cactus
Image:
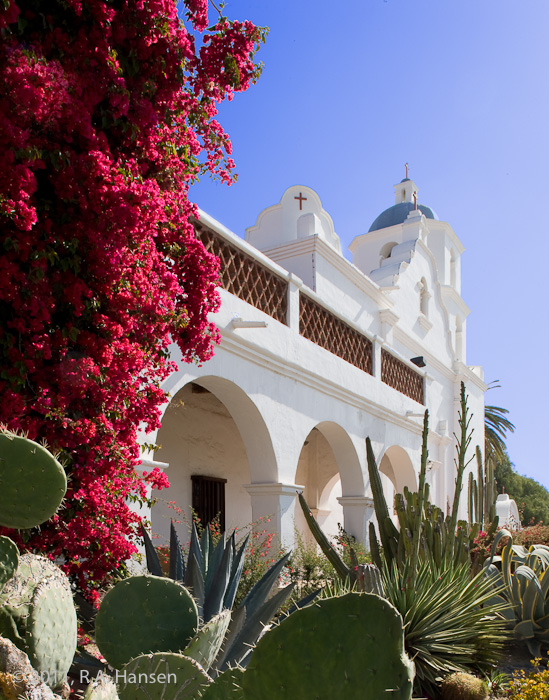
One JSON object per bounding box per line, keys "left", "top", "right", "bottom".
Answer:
{"left": 297, "top": 492, "right": 386, "bottom": 595}
{"left": 0, "top": 431, "right": 67, "bottom": 530}
{"left": 0, "top": 554, "right": 77, "bottom": 690}
{"left": 240, "top": 593, "right": 414, "bottom": 700}
{"left": 367, "top": 383, "right": 491, "bottom": 576}
{"left": 468, "top": 446, "right": 497, "bottom": 528}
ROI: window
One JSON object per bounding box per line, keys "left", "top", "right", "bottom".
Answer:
{"left": 191, "top": 475, "right": 227, "bottom": 531}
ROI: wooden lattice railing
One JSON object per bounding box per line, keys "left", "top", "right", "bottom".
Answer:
{"left": 195, "top": 222, "right": 288, "bottom": 325}
{"left": 381, "top": 348, "right": 424, "bottom": 404}
{"left": 299, "top": 294, "right": 373, "bottom": 374}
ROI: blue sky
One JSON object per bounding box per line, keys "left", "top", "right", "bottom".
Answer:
{"left": 187, "top": 0, "right": 549, "bottom": 488}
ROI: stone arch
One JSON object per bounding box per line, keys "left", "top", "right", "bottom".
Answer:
{"left": 379, "top": 445, "right": 417, "bottom": 494}
{"left": 151, "top": 375, "right": 277, "bottom": 544}
{"left": 379, "top": 241, "right": 398, "bottom": 265}
{"left": 165, "top": 374, "right": 278, "bottom": 484}
{"left": 319, "top": 473, "right": 342, "bottom": 511}
{"left": 294, "top": 421, "right": 364, "bottom": 541}
{"left": 314, "top": 421, "right": 364, "bottom": 495}
{"left": 378, "top": 445, "right": 416, "bottom": 523}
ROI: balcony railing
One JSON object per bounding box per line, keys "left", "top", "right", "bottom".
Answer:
{"left": 299, "top": 294, "right": 373, "bottom": 375}
{"left": 381, "top": 348, "right": 424, "bottom": 404}
{"left": 196, "top": 222, "right": 288, "bottom": 325}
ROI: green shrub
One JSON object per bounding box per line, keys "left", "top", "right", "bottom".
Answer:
{"left": 382, "top": 560, "right": 508, "bottom": 698}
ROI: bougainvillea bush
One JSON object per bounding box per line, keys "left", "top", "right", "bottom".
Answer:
{"left": 0, "top": 0, "right": 266, "bottom": 599}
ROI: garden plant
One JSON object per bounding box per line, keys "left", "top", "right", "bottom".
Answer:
{"left": 300, "top": 384, "right": 510, "bottom": 698}
{"left": 0, "top": 0, "right": 267, "bottom": 598}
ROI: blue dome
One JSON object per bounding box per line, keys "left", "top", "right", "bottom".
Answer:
{"left": 368, "top": 202, "right": 438, "bottom": 233}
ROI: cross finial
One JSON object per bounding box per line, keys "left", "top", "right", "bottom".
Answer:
{"left": 412, "top": 191, "right": 417, "bottom": 210}
{"left": 294, "top": 192, "right": 307, "bottom": 210}
{"left": 405, "top": 162, "right": 409, "bottom": 179}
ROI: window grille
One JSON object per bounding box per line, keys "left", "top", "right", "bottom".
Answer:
{"left": 191, "top": 475, "right": 227, "bottom": 531}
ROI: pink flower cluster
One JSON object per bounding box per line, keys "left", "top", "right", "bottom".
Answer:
{"left": 0, "top": 0, "right": 266, "bottom": 596}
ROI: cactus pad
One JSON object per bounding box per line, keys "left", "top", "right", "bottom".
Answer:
{"left": 0, "top": 537, "right": 19, "bottom": 592}
{"left": 200, "top": 669, "right": 244, "bottom": 700}
{"left": 117, "top": 653, "right": 211, "bottom": 700}
{"left": 242, "top": 593, "right": 415, "bottom": 700}
{"left": 0, "top": 553, "right": 77, "bottom": 690}
{"left": 183, "top": 610, "right": 231, "bottom": 672}
{"left": 84, "top": 675, "right": 120, "bottom": 700}
{"left": 0, "top": 432, "right": 67, "bottom": 529}
{"left": 95, "top": 576, "right": 198, "bottom": 670}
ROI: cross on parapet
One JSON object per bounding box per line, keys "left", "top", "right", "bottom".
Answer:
{"left": 412, "top": 191, "right": 418, "bottom": 210}
{"left": 294, "top": 192, "right": 307, "bottom": 210}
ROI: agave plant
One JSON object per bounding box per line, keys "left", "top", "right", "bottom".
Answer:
{"left": 484, "top": 528, "right": 549, "bottom": 656}
{"left": 141, "top": 521, "right": 319, "bottom": 672}
{"left": 383, "top": 559, "right": 509, "bottom": 698}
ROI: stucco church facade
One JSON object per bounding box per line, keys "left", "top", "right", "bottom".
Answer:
{"left": 142, "top": 178, "right": 487, "bottom": 548}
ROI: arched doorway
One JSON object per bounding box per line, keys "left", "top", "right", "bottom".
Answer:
{"left": 379, "top": 445, "right": 417, "bottom": 522}
{"left": 152, "top": 377, "right": 276, "bottom": 545}
{"left": 293, "top": 422, "right": 364, "bottom": 543}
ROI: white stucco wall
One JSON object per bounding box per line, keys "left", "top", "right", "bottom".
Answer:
{"left": 144, "top": 181, "right": 487, "bottom": 550}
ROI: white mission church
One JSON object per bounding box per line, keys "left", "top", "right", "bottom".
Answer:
{"left": 142, "top": 176, "right": 487, "bottom": 548}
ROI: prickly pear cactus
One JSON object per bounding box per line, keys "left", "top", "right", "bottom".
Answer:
{"left": 84, "top": 675, "right": 120, "bottom": 700}
{"left": 0, "top": 431, "right": 67, "bottom": 529}
{"left": 0, "top": 537, "right": 19, "bottom": 593}
{"left": 200, "top": 669, "right": 244, "bottom": 700}
{"left": 242, "top": 593, "right": 415, "bottom": 700}
{"left": 117, "top": 653, "right": 211, "bottom": 700}
{"left": 0, "top": 553, "right": 77, "bottom": 691}
{"left": 95, "top": 576, "right": 199, "bottom": 670}
{"left": 183, "top": 610, "right": 231, "bottom": 673}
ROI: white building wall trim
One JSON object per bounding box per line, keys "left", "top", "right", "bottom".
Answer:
{"left": 264, "top": 235, "right": 393, "bottom": 309}
{"left": 216, "top": 334, "right": 426, "bottom": 437}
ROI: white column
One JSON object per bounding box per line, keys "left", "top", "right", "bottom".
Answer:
{"left": 244, "top": 482, "right": 304, "bottom": 548}
{"left": 132, "top": 457, "right": 170, "bottom": 572}
{"left": 372, "top": 335, "right": 383, "bottom": 379}
{"left": 337, "top": 495, "right": 375, "bottom": 545}
{"left": 286, "top": 273, "right": 303, "bottom": 331}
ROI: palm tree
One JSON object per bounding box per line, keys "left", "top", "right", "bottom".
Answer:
{"left": 484, "top": 382, "right": 515, "bottom": 466}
